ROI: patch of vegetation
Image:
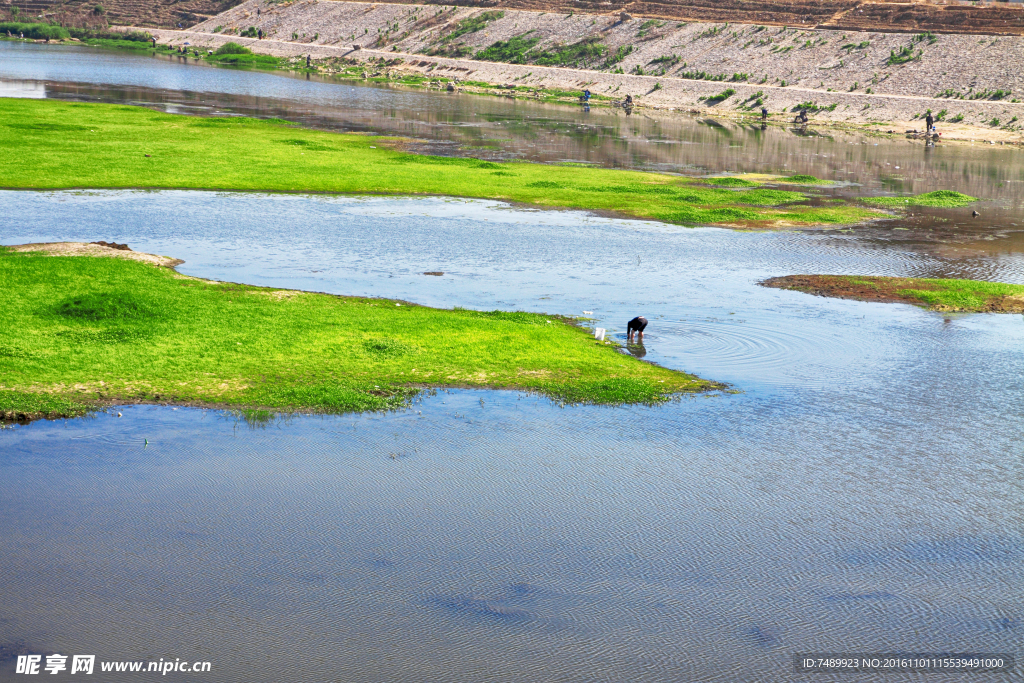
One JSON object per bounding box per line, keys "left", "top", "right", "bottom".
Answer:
{"left": 705, "top": 177, "right": 759, "bottom": 187}
{"left": 762, "top": 274, "right": 1024, "bottom": 313}
{"left": 841, "top": 40, "right": 870, "bottom": 51}
{"left": 0, "top": 99, "right": 887, "bottom": 231}
{"left": 692, "top": 24, "right": 726, "bottom": 41}
{"left": 864, "top": 190, "right": 978, "bottom": 208}
{"left": 648, "top": 53, "right": 680, "bottom": 67}
{"left": 239, "top": 26, "right": 259, "bottom": 38}
{"left": 602, "top": 44, "right": 633, "bottom": 67}
{"left": 885, "top": 44, "right": 921, "bottom": 66}
{"left": 703, "top": 88, "right": 736, "bottom": 104}
{"left": 214, "top": 41, "right": 251, "bottom": 55}
{"left": 1, "top": 389, "right": 90, "bottom": 422}
{"left": 439, "top": 10, "right": 503, "bottom": 43}
{"left": 791, "top": 101, "right": 838, "bottom": 113}
{"left": 0, "top": 250, "right": 715, "bottom": 417}
{"left": 0, "top": 21, "right": 69, "bottom": 40}
{"left": 969, "top": 89, "right": 1011, "bottom": 101}
{"left": 780, "top": 174, "right": 831, "bottom": 185}
{"left": 474, "top": 34, "right": 541, "bottom": 63}
{"left": 678, "top": 70, "right": 729, "bottom": 82}
{"left": 637, "top": 19, "right": 664, "bottom": 37}
{"left": 530, "top": 36, "right": 606, "bottom": 67}
{"left": 206, "top": 42, "right": 279, "bottom": 66}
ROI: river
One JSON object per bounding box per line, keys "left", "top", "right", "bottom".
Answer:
{"left": 0, "top": 42, "right": 1022, "bottom": 683}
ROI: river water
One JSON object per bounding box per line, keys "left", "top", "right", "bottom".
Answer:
{"left": 1, "top": 42, "right": 1023, "bottom": 683}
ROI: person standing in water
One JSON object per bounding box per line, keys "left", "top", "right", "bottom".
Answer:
{"left": 627, "top": 316, "right": 647, "bottom": 342}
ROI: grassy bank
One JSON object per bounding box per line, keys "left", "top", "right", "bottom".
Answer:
{"left": 761, "top": 274, "right": 1024, "bottom": 312}
{"left": 0, "top": 247, "right": 716, "bottom": 421}
{"left": 0, "top": 98, "right": 883, "bottom": 229}
{"left": 863, "top": 190, "right": 978, "bottom": 208}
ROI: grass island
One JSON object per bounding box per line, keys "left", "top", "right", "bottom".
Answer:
{"left": 0, "top": 244, "right": 718, "bottom": 421}
{"left": 762, "top": 274, "right": 1024, "bottom": 313}
{"left": 0, "top": 98, "right": 890, "bottom": 230}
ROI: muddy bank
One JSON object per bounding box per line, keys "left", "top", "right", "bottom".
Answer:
{"left": 123, "top": 1, "right": 1024, "bottom": 141}
{"left": 762, "top": 274, "right": 1024, "bottom": 312}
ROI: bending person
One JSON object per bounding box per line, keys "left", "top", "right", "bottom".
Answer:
{"left": 627, "top": 316, "right": 648, "bottom": 342}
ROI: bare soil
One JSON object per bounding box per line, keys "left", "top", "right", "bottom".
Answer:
{"left": 8, "top": 242, "right": 184, "bottom": 268}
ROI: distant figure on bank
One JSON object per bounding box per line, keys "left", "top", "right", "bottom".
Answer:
{"left": 926, "top": 111, "right": 934, "bottom": 132}
{"left": 258, "top": 28, "right": 263, "bottom": 39}
{"left": 151, "top": 37, "right": 157, "bottom": 48}
{"left": 624, "top": 94, "right": 633, "bottom": 106}
{"left": 627, "top": 316, "right": 647, "bottom": 342}
{"left": 306, "top": 54, "right": 311, "bottom": 67}
{"left": 761, "top": 107, "right": 768, "bottom": 121}
{"left": 796, "top": 109, "right": 808, "bottom": 124}
{"left": 257, "top": 7, "right": 261, "bottom": 16}
{"left": 583, "top": 89, "right": 591, "bottom": 101}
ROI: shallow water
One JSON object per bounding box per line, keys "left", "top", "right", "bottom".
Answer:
{"left": 1, "top": 192, "right": 1023, "bottom": 681}
{"left": 4, "top": 42, "right": 1024, "bottom": 202}
{"left": 5, "top": 41, "right": 1024, "bottom": 255}
{"left": 3, "top": 42, "right": 1024, "bottom": 681}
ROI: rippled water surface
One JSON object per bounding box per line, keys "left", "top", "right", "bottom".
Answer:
{"left": 2, "top": 191, "right": 1023, "bottom": 681}
{"left": 6, "top": 40, "right": 1024, "bottom": 257}
{"left": 3, "top": 42, "right": 1024, "bottom": 682}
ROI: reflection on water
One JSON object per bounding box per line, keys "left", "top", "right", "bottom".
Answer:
{"left": 0, "top": 384, "right": 1020, "bottom": 683}
{"left": 1, "top": 193, "right": 1022, "bottom": 681}
{"left": 3, "top": 190, "right": 1024, "bottom": 390}
{"left": 4, "top": 41, "right": 1024, "bottom": 220}
{"left": 1, "top": 42, "right": 1023, "bottom": 682}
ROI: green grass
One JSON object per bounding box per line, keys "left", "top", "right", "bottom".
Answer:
{"left": 76, "top": 38, "right": 158, "bottom": 50}
{"left": 0, "top": 99, "right": 884, "bottom": 229}
{"left": 0, "top": 249, "right": 715, "bottom": 419}
{"left": 439, "top": 10, "right": 504, "bottom": 43}
{"left": 864, "top": 190, "right": 978, "bottom": 208}
{"left": 0, "top": 21, "right": 69, "bottom": 40}
{"left": 705, "top": 177, "right": 759, "bottom": 187}
{"left": 896, "top": 278, "right": 1024, "bottom": 310}
{"left": 475, "top": 34, "right": 541, "bottom": 63}
{"left": 530, "top": 37, "right": 607, "bottom": 67}
{"left": 765, "top": 274, "right": 1024, "bottom": 313}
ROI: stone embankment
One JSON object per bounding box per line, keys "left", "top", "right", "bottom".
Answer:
{"left": 140, "top": 0, "right": 1024, "bottom": 141}
{"left": 13, "top": 0, "right": 1024, "bottom": 33}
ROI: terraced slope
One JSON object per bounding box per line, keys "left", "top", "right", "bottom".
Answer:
{"left": 5, "top": 0, "right": 1024, "bottom": 34}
